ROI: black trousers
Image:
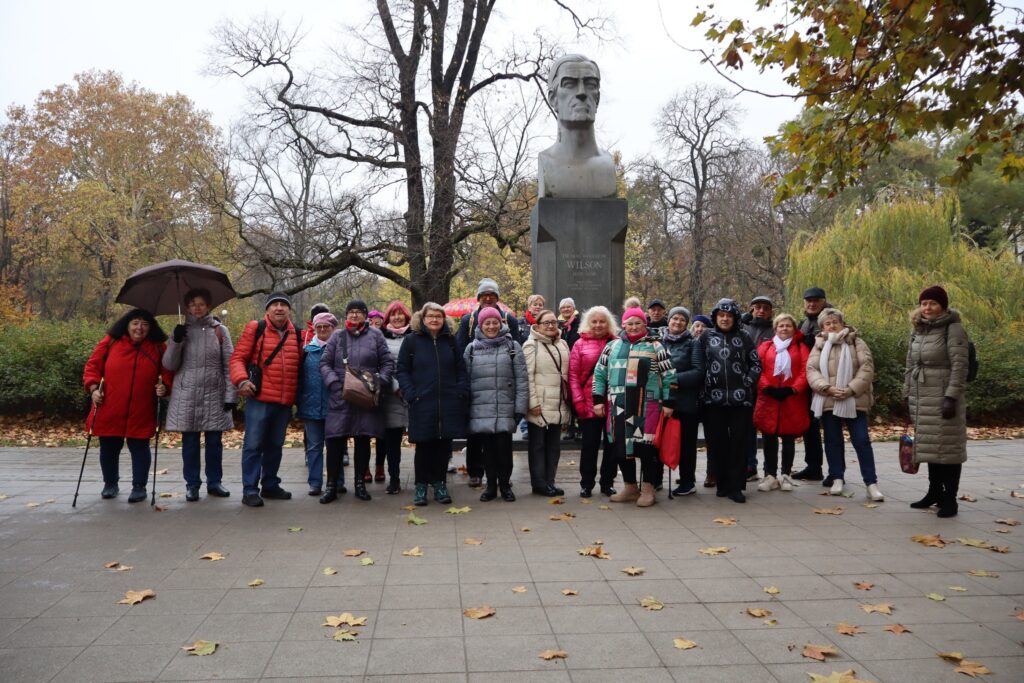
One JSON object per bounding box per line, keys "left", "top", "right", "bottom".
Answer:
{"left": 704, "top": 405, "right": 753, "bottom": 496}
{"left": 465, "top": 434, "right": 484, "bottom": 479}
{"left": 611, "top": 416, "right": 658, "bottom": 485}
{"left": 762, "top": 434, "right": 796, "bottom": 476}
{"left": 928, "top": 462, "right": 962, "bottom": 497}
{"left": 675, "top": 412, "right": 700, "bottom": 487}
{"left": 802, "top": 412, "right": 824, "bottom": 472}
{"left": 414, "top": 439, "right": 452, "bottom": 484}
{"left": 375, "top": 427, "right": 403, "bottom": 478}
{"left": 578, "top": 417, "right": 617, "bottom": 490}
{"left": 527, "top": 423, "right": 561, "bottom": 489}
{"left": 99, "top": 436, "right": 151, "bottom": 487}
{"left": 477, "top": 432, "right": 513, "bottom": 486}
{"left": 327, "top": 436, "right": 369, "bottom": 486}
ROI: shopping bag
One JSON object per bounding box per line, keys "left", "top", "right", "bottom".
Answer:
{"left": 898, "top": 428, "right": 918, "bottom": 474}
{"left": 654, "top": 412, "right": 681, "bottom": 470}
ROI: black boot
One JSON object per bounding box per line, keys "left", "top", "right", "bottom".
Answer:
{"left": 354, "top": 482, "right": 371, "bottom": 501}
{"left": 319, "top": 484, "right": 338, "bottom": 504}
{"left": 480, "top": 482, "right": 498, "bottom": 502}
{"left": 500, "top": 483, "right": 516, "bottom": 502}
{"left": 910, "top": 466, "right": 941, "bottom": 509}
{"left": 937, "top": 464, "right": 960, "bottom": 518}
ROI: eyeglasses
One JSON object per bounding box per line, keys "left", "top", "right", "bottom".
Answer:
{"left": 346, "top": 311, "right": 365, "bottom": 318}
{"left": 538, "top": 321, "right": 558, "bottom": 327}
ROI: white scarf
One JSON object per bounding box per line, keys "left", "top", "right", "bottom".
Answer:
{"left": 811, "top": 329, "right": 857, "bottom": 419}
{"left": 772, "top": 335, "right": 793, "bottom": 380}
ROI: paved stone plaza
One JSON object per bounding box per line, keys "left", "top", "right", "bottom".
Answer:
{"left": 0, "top": 440, "right": 1021, "bottom": 682}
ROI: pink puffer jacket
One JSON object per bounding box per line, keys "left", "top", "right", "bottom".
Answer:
{"left": 568, "top": 333, "right": 612, "bottom": 419}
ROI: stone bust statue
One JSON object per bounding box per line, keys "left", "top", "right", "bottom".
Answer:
{"left": 538, "top": 54, "right": 617, "bottom": 199}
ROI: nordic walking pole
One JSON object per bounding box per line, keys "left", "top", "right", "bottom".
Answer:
{"left": 73, "top": 379, "right": 103, "bottom": 508}
{"left": 151, "top": 377, "right": 165, "bottom": 506}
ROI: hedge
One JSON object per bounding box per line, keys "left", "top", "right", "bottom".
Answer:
{"left": 1, "top": 319, "right": 1021, "bottom": 420}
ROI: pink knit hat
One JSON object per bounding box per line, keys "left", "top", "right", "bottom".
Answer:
{"left": 477, "top": 307, "right": 502, "bottom": 324}
{"left": 622, "top": 307, "right": 646, "bottom": 325}
{"left": 312, "top": 312, "right": 338, "bottom": 328}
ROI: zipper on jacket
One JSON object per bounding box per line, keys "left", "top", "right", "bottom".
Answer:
{"left": 433, "top": 336, "right": 442, "bottom": 435}
{"left": 124, "top": 344, "right": 140, "bottom": 436}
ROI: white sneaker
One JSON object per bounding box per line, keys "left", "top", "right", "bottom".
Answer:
{"left": 757, "top": 475, "right": 779, "bottom": 492}
{"left": 829, "top": 479, "right": 845, "bottom": 496}
{"left": 780, "top": 474, "right": 794, "bottom": 491}
{"left": 866, "top": 483, "right": 884, "bottom": 502}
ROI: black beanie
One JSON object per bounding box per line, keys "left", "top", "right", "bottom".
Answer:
{"left": 346, "top": 299, "right": 369, "bottom": 316}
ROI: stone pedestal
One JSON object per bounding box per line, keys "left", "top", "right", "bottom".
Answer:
{"left": 530, "top": 198, "right": 628, "bottom": 313}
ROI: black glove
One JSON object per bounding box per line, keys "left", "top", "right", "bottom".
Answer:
{"left": 941, "top": 397, "right": 956, "bottom": 420}
{"left": 776, "top": 387, "right": 795, "bottom": 399}
{"left": 514, "top": 413, "right": 525, "bottom": 424}
{"left": 763, "top": 387, "right": 781, "bottom": 400}
{"left": 224, "top": 402, "right": 236, "bottom": 413}
{"left": 172, "top": 324, "right": 187, "bottom": 342}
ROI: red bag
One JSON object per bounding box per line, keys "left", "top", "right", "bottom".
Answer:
{"left": 654, "top": 412, "right": 681, "bottom": 470}
{"left": 899, "top": 425, "right": 918, "bottom": 474}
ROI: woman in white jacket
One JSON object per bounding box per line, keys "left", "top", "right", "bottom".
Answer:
{"left": 522, "top": 309, "right": 571, "bottom": 496}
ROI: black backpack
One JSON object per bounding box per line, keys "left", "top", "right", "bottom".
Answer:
{"left": 945, "top": 325, "right": 979, "bottom": 382}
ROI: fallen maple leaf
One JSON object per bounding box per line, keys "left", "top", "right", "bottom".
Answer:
{"left": 954, "top": 659, "right": 993, "bottom": 677}
{"left": 446, "top": 506, "right": 471, "bottom": 514}
{"left": 863, "top": 502, "right": 880, "bottom": 509}
{"left": 359, "top": 557, "right": 374, "bottom": 566}
{"left": 746, "top": 607, "right": 772, "bottom": 618}
{"left": 511, "top": 586, "right": 528, "bottom": 593}
{"left": 182, "top": 640, "right": 218, "bottom": 656}
{"left": 343, "top": 548, "right": 365, "bottom": 557}
{"left": 958, "top": 494, "right": 977, "bottom": 502}
{"left": 699, "top": 546, "right": 730, "bottom": 556}
{"left": 407, "top": 512, "right": 427, "bottom": 525}
{"left": 712, "top": 517, "right": 737, "bottom": 525}
{"left": 402, "top": 546, "right": 424, "bottom": 557}
{"left": 548, "top": 497, "right": 564, "bottom": 505}
{"left": 861, "top": 602, "right": 893, "bottom": 615}
{"left": 332, "top": 629, "right": 358, "bottom": 641}
{"left": 883, "top": 624, "right": 911, "bottom": 634}
{"left": 937, "top": 651, "right": 964, "bottom": 662}
{"left": 598, "top": 504, "right": 611, "bottom": 510}
{"left": 926, "top": 593, "right": 945, "bottom": 601}
{"left": 957, "top": 537, "right": 993, "bottom": 549}
{"left": 813, "top": 506, "right": 844, "bottom": 515}
{"left": 561, "top": 588, "right": 578, "bottom": 596}
{"left": 323, "top": 567, "right": 338, "bottom": 575}
{"left": 994, "top": 529, "right": 1011, "bottom": 534}
{"left": 806, "top": 671, "right": 872, "bottom": 683}
{"left": 621, "top": 566, "right": 645, "bottom": 576}
{"left": 156, "top": 468, "right": 169, "bottom": 475}
{"left": 549, "top": 512, "right": 576, "bottom": 521}
{"left": 520, "top": 527, "right": 531, "bottom": 532}
{"left": 103, "top": 561, "right": 132, "bottom": 572}
{"left": 836, "top": 622, "right": 864, "bottom": 636}
{"left": 580, "top": 498, "right": 592, "bottom": 504}
{"left": 967, "top": 569, "right": 998, "bottom": 578}
{"left": 25, "top": 502, "right": 40, "bottom": 508}
{"left": 853, "top": 581, "right": 874, "bottom": 591}
{"left": 322, "top": 613, "right": 367, "bottom": 627}
{"left": 995, "top": 518, "right": 1020, "bottom": 526}
{"left": 200, "top": 552, "right": 226, "bottom": 561}
{"left": 802, "top": 643, "right": 839, "bottom": 661}
{"left": 764, "top": 618, "right": 778, "bottom": 625}
{"left": 947, "top": 586, "right": 967, "bottom": 592}
{"left": 911, "top": 533, "right": 946, "bottom": 548}
{"left": 118, "top": 589, "right": 155, "bottom": 605}
{"left": 464, "top": 538, "right": 483, "bottom": 545}
{"left": 158, "top": 492, "right": 176, "bottom": 498}
{"left": 400, "top": 504, "right": 416, "bottom": 511}
{"left": 577, "top": 545, "right": 610, "bottom": 559}
{"left": 463, "top": 605, "right": 496, "bottom": 619}
{"left": 539, "top": 649, "right": 567, "bottom": 660}
{"left": 763, "top": 586, "right": 780, "bottom": 595}
{"left": 247, "top": 579, "right": 264, "bottom": 587}
{"left": 673, "top": 638, "right": 697, "bottom": 650}
{"left": 639, "top": 596, "right": 665, "bottom": 611}
{"left": 288, "top": 527, "right": 303, "bottom": 532}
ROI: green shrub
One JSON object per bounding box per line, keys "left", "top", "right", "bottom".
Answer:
{"left": 0, "top": 320, "right": 105, "bottom": 415}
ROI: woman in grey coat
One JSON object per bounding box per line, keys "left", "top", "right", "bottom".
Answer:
{"left": 319, "top": 300, "right": 394, "bottom": 502}
{"left": 162, "top": 288, "right": 236, "bottom": 501}
{"left": 906, "top": 285, "right": 970, "bottom": 517}
{"left": 464, "top": 307, "right": 529, "bottom": 501}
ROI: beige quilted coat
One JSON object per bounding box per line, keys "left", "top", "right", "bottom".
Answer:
{"left": 904, "top": 308, "right": 969, "bottom": 464}
{"left": 522, "top": 328, "right": 570, "bottom": 427}
{"left": 806, "top": 327, "right": 875, "bottom": 413}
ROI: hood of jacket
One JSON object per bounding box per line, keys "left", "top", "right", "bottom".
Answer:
{"left": 910, "top": 307, "right": 962, "bottom": 331}
{"left": 813, "top": 325, "right": 861, "bottom": 345}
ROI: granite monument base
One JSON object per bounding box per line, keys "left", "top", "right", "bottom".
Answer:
{"left": 530, "top": 198, "right": 628, "bottom": 313}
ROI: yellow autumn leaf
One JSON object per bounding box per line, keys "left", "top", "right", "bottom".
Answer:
{"left": 333, "top": 629, "right": 358, "bottom": 641}
{"left": 511, "top": 586, "right": 528, "bottom": 593}
{"left": 926, "top": 593, "right": 945, "bottom": 601}
{"left": 967, "top": 569, "right": 998, "bottom": 578}
{"left": 639, "top": 596, "right": 664, "bottom": 611}
{"left": 118, "top": 589, "right": 155, "bottom": 605}
{"left": 801, "top": 643, "right": 839, "bottom": 661}
{"left": 402, "top": 546, "right": 424, "bottom": 557}
{"left": 247, "top": 579, "right": 264, "bottom": 587}
{"left": 861, "top": 602, "right": 893, "bottom": 614}
{"left": 911, "top": 533, "right": 947, "bottom": 548}
{"left": 712, "top": 517, "right": 737, "bottom": 525}
{"left": 200, "top": 552, "right": 225, "bottom": 561}
{"left": 561, "top": 588, "right": 578, "bottom": 596}
{"left": 446, "top": 506, "right": 472, "bottom": 514}
{"left": 464, "top": 538, "right": 483, "bottom": 545}
{"left": 182, "top": 639, "right": 218, "bottom": 656}
{"left": 673, "top": 638, "right": 697, "bottom": 650}
{"left": 322, "top": 612, "right": 367, "bottom": 627}
{"left": 746, "top": 607, "right": 772, "bottom": 617}
{"left": 539, "top": 649, "right": 567, "bottom": 660}
{"left": 343, "top": 548, "right": 365, "bottom": 557}
{"left": 954, "top": 659, "right": 993, "bottom": 677}
{"left": 763, "top": 586, "right": 780, "bottom": 595}
{"left": 699, "top": 546, "right": 730, "bottom": 556}
{"left": 836, "top": 622, "right": 864, "bottom": 636}
{"left": 621, "top": 566, "right": 645, "bottom": 576}
{"left": 548, "top": 497, "right": 564, "bottom": 505}
{"left": 359, "top": 557, "right": 374, "bottom": 566}
{"left": 463, "top": 605, "right": 496, "bottom": 619}
{"left": 813, "top": 506, "right": 844, "bottom": 515}
{"left": 323, "top": 567, "right": 338, "bottom": 575}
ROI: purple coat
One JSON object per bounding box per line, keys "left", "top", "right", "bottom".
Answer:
{"left": 319, "top": 325, "right": 394, "bottom": 438}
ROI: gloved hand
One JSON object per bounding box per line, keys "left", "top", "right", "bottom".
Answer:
{"left": 514, "top": 413, "right": 525, "bottom": 425}
{"left": 224, "top": 402, "right": 236, "bottom": 413}
{"left": 172, "top": 324, "right": 187, "bottom": 343}
{"left": 776, "top": 387, "right": 795, "bottom": 399}
{"left": 764, "top": 387, "right": 784, "bottom": 400}
{"left": 941, "top": 397, "right": 956, "bottom": 419}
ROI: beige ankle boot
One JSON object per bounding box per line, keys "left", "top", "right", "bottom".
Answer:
{"left": 610, "top": 483, "right": 640, "bottom": 503}
{"left": 636, "top": 482, "right": 656, "bottom": 507}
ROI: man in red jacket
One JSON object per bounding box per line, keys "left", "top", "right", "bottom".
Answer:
{"left": 230, "top": 292, "right": 302, "bottom": 507}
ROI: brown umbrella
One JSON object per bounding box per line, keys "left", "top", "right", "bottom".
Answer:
{"left": 115, "top": 259, "right": 236, "bottom": 317}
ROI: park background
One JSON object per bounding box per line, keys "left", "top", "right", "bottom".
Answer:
{"left": 1, "top": 0, "right": 1022, "bottom": 439}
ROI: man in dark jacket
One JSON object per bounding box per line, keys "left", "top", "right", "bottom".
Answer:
{"left": 793, "top": 287, "right": 830, "bottom": 483}
{"left": 455, "top": 277, "right": 520, "bottom": 486}
{"left": 740, "top": 295, "right": 774, "bottom": 480}
{"left": 646, "top": 299, "right": 668, "bottom": 335}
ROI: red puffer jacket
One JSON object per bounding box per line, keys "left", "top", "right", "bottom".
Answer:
{"left": 754, "top": 333, "right": 810, "bottom": 436}
{"left": 568, "top": 333, "right": 612, "bottom": 419}
{"left": 229, "top": 316, "right": 302, "bottom": 406}
{"left": 83, "top": 336, "right": 173, "bottom": 439}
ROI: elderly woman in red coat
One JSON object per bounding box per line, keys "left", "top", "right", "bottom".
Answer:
{"left": 753, "top": 313, "right": 809, "bottom": 493}
{"left": 83, "top": 309, "right": 172, "bottom": 503}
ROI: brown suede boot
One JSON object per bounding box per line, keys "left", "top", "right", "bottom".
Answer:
{"left": 636, "top": 482, "right": 656, "bottom": 507}
{"left": 610, "top": 483, "right": 640, "bottom": 503}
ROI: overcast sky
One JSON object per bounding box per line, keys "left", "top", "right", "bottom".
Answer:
{"left": 1, "top": 0, "right": 807, "bottom": 163}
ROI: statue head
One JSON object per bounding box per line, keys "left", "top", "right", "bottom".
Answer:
{"left": 547, "top": 54, "right": 601, "bottom": 129}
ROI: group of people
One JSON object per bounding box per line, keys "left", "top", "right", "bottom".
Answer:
{"left": 83, "top": 278, "right": 970, "bottom": 516}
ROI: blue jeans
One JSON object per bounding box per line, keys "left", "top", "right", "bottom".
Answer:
{"left": 303, "top": 419, "right": 325, "bottom": 489}
{"left": 99, "top": 436, "right": 151, "bottom": 487}
{"left": 181, "top": 431, "right": 223, "bottom": 487}
{"left": 241, "top": 399, "right": 291, "bottom": 496}
{"left": 821, "top": 411, "right": 877, "bottom": 485}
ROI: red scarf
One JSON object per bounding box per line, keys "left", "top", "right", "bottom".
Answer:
{"left": 625, "top": 328, "right": 647, "bottom": 343}
{"left": 524, "top": 310, "right": 537, "bottom": 326}
{"left": 346, "top": 320, "right": 367, "bottom": 336}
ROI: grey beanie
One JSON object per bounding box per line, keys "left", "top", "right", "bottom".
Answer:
{"left": 476, "top": 277, "right": 500, "bottom": 299}
{"left": 668, "top": 306, "right": 691, "bottom": 323}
